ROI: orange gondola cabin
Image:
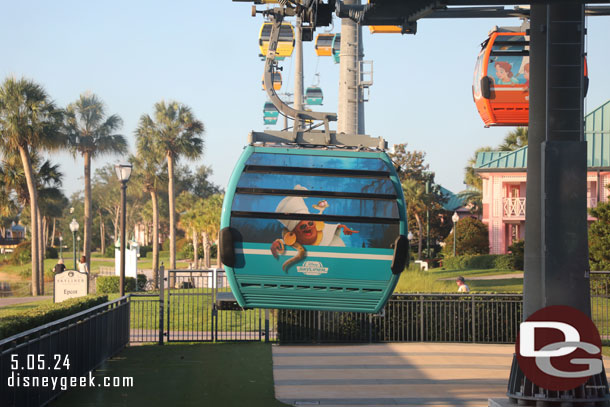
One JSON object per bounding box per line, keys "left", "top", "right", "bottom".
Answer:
{"left": 473, "top": 28, "right": 530, "bottom": 127}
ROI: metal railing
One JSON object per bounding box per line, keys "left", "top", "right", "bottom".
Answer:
{"left": 502, "top": 197, "right": 526, "bottom": 218}
{"left": 0, "top": 296, "right": 130, "bottom": 407}
{"left": 127, "top": 270, "right": 610, "bottom": 345}
{"left": 278, "top": 294, "right": 523, "bottom": 344}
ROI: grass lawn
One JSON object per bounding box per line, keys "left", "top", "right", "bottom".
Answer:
{"left": 52, "top": 342, "right": 288, "bottom": 407}
{"left": 394, "top": 266, "right": 524, "bottom": 294}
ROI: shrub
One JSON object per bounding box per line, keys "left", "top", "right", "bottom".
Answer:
{"left": 96, "top": 276, "right": 136, "bottom": 293}
{"left": 443, "top": 254, "right": 516, "bottom": 270}
{"left": 136, "top": 274, "right": 147, "bottom": 290}
{"left": 179, "top": 241, "right": 204, "bottom": 260}
{"left": 589, "top": 203, "right": 610, "bottom": 271}
{"left": 507, "top": 240, "right": 524, "bottom": 270}
{"left": 45, "top": 246, "right": 58, "bottom": 259}
{"left": 0, "top": 295, "right": 108, "bottom": 340}
{"left": 442, "top": 217, "right": 490, "bottom": 257}
{"left": 494, "top": 254, "right": 514, "bottom": 271}
{"left": 104, "top": 244, "right": 119, "bottom": 258}
{"left": 11, "top": 241, "right": 32, "bottom": 265}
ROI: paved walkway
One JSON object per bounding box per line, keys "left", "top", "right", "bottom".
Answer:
{"left": 440, "top": 273, "right": 523, "bottom": 281}
{"left": 0, "top": 295, "right": 51, "bottom": 307}
{"left": 272, "top": 343, "right": 609, "bottom": 407}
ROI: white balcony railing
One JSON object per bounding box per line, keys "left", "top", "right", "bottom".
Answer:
{"left": 503, "top": 197, "right": 526, "bottom": 218}
{"left": 502, "top": 196, "right": 597, "bottom": 218}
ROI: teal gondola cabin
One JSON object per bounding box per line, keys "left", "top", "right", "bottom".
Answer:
{"left": 219, "top": 145, "right": 408, "bottom": 313}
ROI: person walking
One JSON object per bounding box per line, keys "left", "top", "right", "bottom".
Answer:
{"left": 456, "top": 276, "right": 470, "bottom": 293}
{"left": 53, "top": 258, "right": 66, "bottom": 273}
{"left": 78, "top": 255, "right": 89, "bottom": 274}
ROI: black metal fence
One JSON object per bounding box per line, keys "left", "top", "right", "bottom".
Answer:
{"left": 277, "top": 294, "right": 523, "bottom": 344}
{"left": 127, "top": 269, "right": 610, "bottom": 345}
{"left": 0, "top": 297, "right": 130, "bottom": 407}
{"left": 129, "top": 268, "right": 277, "bottom": 344}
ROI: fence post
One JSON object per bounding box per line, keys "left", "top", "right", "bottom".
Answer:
{"left": 265, "top": 309, "right": 270, "bottom": 343}
{"left": 368, "top": 313, "right": 373, "bottom": 343}
{"left": 471, "top": 295, "right": 476, "bottom": 343}
{"left": 419, "top": 296, "right": 424, "bottom": 341}
{"left": 159, "top": 264, "right": 164, "bottom": 345}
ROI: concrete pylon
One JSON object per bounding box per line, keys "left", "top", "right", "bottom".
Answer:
{"left": 337, "top": 0, "right": 365, "bottom": 135}
{"left": 294, "top": 15, "right": 304, "bottom": 131}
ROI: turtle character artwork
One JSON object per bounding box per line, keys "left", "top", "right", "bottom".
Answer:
{"left": 270, "top": 186, "right": 359, "bottom": 271}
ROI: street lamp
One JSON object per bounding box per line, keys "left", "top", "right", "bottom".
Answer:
{"left": 59, "top": 235, "right": 63, "bottom": 259}
{"left": 115, "top": 163, "right": 132, "bottom": 296}
{"left": 407, "top": 231, "right": 414, "bottom": 266}
{"left": 452, "top": 211, "right": 459, "bottom": 257}
{"left": 69, "top": 219, "right": 79, "bottom": 269}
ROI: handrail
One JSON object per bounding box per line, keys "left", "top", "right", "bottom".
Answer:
{"left": 392, "top": 293, "right": 522, "bottom": 298}
{"left": 0, "top": 295, "right": 129, "bottom": 346}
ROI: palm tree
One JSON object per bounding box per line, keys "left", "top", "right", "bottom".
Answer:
{"left": 133, "top": 117, "right": 167, "bottom": 287}
{"left": 402, "top": 179, "right": 426, "bottom": 260}
{"left": 1, "top": 154, "right": 65, "bottom": 293}
{"left": 143, "top": 101, "right": 204, "bottom": 274}
{"left": 0, "top": 77, "right": 64, "bottom": 295}
{"left": 463, "top": 146, "right": 493, "bottom": 191}
{"left": 66, "top": 93, "right": 126, "bottom": 273}
{"left": 498, "top": 127, "right": 528, "bottom": 151}
{"left": 200, "top": 194, "right": 223, "bottom": 268}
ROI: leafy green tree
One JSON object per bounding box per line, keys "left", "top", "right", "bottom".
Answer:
{"left": 390, "top": 143, "right": 451, "bottom": 258}
{"left": 442, "top": 217, "right": 490, "bottom": 256}
{"left": 66, "top": 92, "right": 127, "bottom": 273}
{"left": 402, "top": 179, "right": 426, "bottom": 260}
{"left": 141, "top": 101, "right": 205, "bottom": 273}
{"left": 589, "top": 201, "right": 610, "bottom": 271}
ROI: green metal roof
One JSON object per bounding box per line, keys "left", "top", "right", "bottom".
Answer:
{"left": 438, "top": 186, "right": 466, "bottom": 212}
{"left": 475, "top": 147, "right": 528, "bottom": 170}
{"left": 586, "top": 100, "right": 610, "bottom": 168}
{"left": 475, "top": 100, "right": 610, "bottom": 171}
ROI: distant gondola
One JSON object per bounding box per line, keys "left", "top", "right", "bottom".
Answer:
{"left": 259, "top": 22, "right": 295, "bottom": 59}
{"left": 315, "top": 33, "right": 334, "bottom": 56}
{"left": 305, "top": 87, "right": 323, "bottom": 105}
{"left": 331, "top": 34, "right": 341, "bottom": 64}
{"left": 263, "top": 101, "right": 279, "bottom": 118}
{"left": 262, "top": 72, "right": 282, "bottom": 91}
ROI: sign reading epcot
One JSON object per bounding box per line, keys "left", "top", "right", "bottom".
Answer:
{"left": 54, "top": 270, "right": 89, "bottom": 303}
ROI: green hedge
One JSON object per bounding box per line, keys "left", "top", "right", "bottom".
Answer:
{"left": 442, "top": 254, "right": 516, "bottom": 270}
{"left": 0, "top": 295, "right": 108, "bottom": 340}
{"left": 96, "top": 276, "right": 136, "bottom": 293}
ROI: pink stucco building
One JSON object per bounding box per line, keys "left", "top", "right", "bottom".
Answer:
{"left": 475, "top": 100, "right": 610, "bottom": 254}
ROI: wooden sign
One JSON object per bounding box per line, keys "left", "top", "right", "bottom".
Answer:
{"left": 54, "top": 270, "right": 88, "bottom": 303}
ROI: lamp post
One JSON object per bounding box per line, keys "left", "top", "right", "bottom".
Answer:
{"left": 407, "top": 231, "right": 414, "bottom": 267}
{"left": 69, "top": 219, "right": 79, "bottom": 269}
{"left": 452, "top": 212, "right": 459, "bottom": 257}
{"left": 59, "top": 235, "right": 63, "bottom": 259}
{"left": 115, "top": 163, "right": 133, "bottom": 297}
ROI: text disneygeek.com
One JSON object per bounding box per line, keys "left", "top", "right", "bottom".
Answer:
{"left": 7, "top": 371, "right": 134, "bottom": 391}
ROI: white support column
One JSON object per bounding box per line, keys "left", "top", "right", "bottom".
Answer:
{"left": 338, "top": 0, "right": 364, "bottom": 135}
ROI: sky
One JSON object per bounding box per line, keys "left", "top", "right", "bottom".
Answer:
{"left": 1, "top": 1, "right": 609, "bottom": 198}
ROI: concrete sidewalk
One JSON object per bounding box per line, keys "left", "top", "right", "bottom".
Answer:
{"left": 272, "top": 343, "right": 609, "bottom": 407}
{"left": 0, "top": 295, "right": 51, "bottom": 307}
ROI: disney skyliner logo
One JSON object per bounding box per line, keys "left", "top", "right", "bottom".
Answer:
{"left": 516, "top": 305, "right": 606, "bottom": 391}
